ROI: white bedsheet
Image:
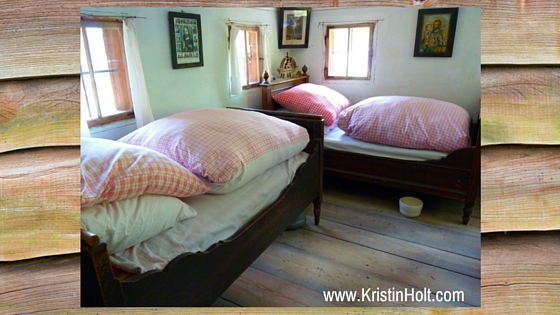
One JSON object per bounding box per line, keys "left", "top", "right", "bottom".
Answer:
{"left": 110, "top": 152, "right": 309, "bottom": 274}
{"left": 325, "top": 127, "right": 448, "bottom": 161}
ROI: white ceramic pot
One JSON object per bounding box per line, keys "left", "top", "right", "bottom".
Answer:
{"left": 399, "top": 196, "right": 423, "bottom": 218}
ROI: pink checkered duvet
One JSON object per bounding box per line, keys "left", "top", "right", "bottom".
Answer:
{"left": 337, "top": 96, "right": 472, "bottom": 153}
{"left": 118, "top": 108, "right": 309, "bottom": 194}
{"left": 81, "top": 138, "right": 209, "bottom": 208}
{"left": 272, "top": 83, "right": 351, "bottom": 126}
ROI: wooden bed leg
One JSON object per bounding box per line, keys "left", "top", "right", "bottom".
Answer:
{"left": 313, "top": 198, "right": 321, "bottom": 226}
{"left": 462, "top": 205, "right": 473, "bottom": 225}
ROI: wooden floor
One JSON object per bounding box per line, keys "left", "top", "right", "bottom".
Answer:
{"left": 214, "top": 176, "right": 481, "bottom": 307}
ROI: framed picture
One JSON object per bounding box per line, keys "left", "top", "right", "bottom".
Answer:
{"left": 278, "top": 8, "right": 311, "bottom": 49}
{"left": 413, "top": 8, "right": 459, "bottom": 57}
{"left": 169, "top": 11, "right": 204, "bottom": 69}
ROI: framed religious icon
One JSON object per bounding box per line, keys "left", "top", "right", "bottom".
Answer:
{"left": 278, "top": 8, "right": 311, "bottom": 48}
{"left": 169, "top": 11, "right": 204, "bottom": 68}
{"left": 414, "top": 8, "right": 459, "bottom": 57}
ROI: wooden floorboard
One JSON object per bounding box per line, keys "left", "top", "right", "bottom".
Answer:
{"left": 302, "top": 213, "right": 480, "bottom": 278}
{"left": 221, "top": 176, "right": 481, "bottom": 307}
{"left": 219, "top": 267, "right": 345, "bottom": 307}
{"left": 316, "top": 202, "right": 480, "bottom": 259}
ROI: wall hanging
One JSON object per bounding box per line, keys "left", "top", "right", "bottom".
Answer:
{"left": 413, "top": 8, "right": 458, "bottom": 57}
{"left": 169, "top": 11, "right": 204, "bottom": 68}
{"left": 278, "top": 8, "right": 311, "bottom": 49}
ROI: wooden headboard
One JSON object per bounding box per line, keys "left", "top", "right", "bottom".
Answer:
{"left": 260, "top": 75, "right": 309, "bottom": 110}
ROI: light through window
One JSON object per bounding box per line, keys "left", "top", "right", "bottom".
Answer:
{"left": 325, "top": 23, "right": 375, "bottom": 80}
{"left": 235, "top": 26, "right": 261, "bottom": 89}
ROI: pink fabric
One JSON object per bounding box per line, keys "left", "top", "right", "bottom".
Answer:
{"left": 118, "top": 108, "right": 309, "bottom": 184}
{"left": 81, "top": 138, "right": 209, "bottom": 208}
{"left": 272, "top": 83, "right": 351, "bottom": 126}
{"left": 337, "top": 96, "right": 472, "bottom": 152}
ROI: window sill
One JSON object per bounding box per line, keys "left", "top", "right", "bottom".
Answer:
{"left": 87, "top": 111, "right": 135, "bottom": 128}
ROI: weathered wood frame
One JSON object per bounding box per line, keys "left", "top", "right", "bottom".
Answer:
{"left": 2, "top": 2, "right": 560, "bottom": 314}
{"left": 80, "top": 108, "right": 324, "bottom": 306}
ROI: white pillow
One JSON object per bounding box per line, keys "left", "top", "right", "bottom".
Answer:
{"left": 81, "top": 195, "right": 197, "bottom": 254}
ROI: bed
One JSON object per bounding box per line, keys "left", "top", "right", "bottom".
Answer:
{"left": 261, "top": 76, "right": 480, "bottom": 225}
{"left": 80, "top": 108, "right": 324, "bottom": 306}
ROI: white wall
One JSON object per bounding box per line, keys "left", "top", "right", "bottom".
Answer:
{"left": 84, "top": 7, "right": 480, "bottom": 139}
{"left": 290, "top": 7, "right": 481, "bottom": 119}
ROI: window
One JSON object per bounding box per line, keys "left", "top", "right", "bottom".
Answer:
{"left": 234, "top": 26, "right": 261, "bottom": 89}
{"left": 80, "top": 18, "right": 134, "bottom": 127}
{"left": 325, "top": 23, "right": 375, "bottom": 80}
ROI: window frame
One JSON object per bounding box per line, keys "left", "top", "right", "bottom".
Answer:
{"left": 80, "top": 17, "right": 135, "bottom": 128}
{"left": 324, "top": 22, "right": 375, "bottom": 81}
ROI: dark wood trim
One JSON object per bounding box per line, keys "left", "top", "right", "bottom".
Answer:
{"left": 261, "top": 79, "right": 480, "bottom": 225}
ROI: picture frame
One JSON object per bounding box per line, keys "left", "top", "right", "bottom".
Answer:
{"left": 413, "top": 8, "right": 459, "bottom": 57}
{"left": 169, "top": 11, "right": 204, "bottom": 69}
{"left": 278, "top": 8, "right": 311, "bottom": 49}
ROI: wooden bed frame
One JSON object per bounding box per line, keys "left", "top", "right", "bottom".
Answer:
{"left": 80, "top": 108, "right": 324, "bottom": 307}
{"left": 261, "top": 76, "right": 480, "bottom": 225}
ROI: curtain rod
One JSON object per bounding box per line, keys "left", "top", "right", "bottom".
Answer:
{"left": 226, "top": 19, "right": 268, "bottom": 27}
{"left": 80, "top": 13, "right": 147, "bottom": 20}
{"left": 318, "top": 19, "right": 384, "bottom": 25}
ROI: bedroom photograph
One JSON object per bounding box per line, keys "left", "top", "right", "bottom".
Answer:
{"left": 80, "top": 6, "right": 481, "bottom": 308}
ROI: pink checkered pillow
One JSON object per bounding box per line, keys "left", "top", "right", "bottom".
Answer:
{"left": 337, "top": 96, "right": 472, "bottom": 152}
{"left": 80, "top": 137, "right": 209, "bottom": 207}
{"left": 118, "top": 108, "right": 309, "bottom": 194}
{"left": 272, "top": 83, "right": 351, "bottom": 126}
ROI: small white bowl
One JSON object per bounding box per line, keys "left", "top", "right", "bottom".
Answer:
{"left": 399, "top": 196, "right": 423, "bottom": 218}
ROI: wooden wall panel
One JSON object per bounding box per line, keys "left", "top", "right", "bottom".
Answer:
{"left": 481, "top": 145, "right": 560, "bottom": 232}
{"left": 0, "top": 254, "right": 80, "bottom": 314}
{"left": 480, "top": 232, "right": 560, "bottom": 314}
{"left": 0, "top": 76, "right": 80, "bottom": 261}
{"left": 476, "top": 0, "right": 560, "bottom": 65}
{"left": 0, "top": 147, "right": 80, "bottom": 261}
{"left": 0, "top": 77, "right": 80, "bottom": 153}
{"left": 481, "top": 67, "right": 560, "bottom": 145}
{"left": 0, "top": 3, "right": 81, "bottom": 81}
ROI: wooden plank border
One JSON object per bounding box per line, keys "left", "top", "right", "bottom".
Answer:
{"left": 0, "top": 146, "right": 80, "bottom": 261}
{"left": 0, "top": 77, "right": 80, "bottom": 153}
{"left": 2, "top": 1, "right": 560, "bottom": 81}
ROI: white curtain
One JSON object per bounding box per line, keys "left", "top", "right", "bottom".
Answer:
{"left": 123, "top": 18, "right": 154, "bottom": 128}
{"left": 80, "top": 79, "right": 91, "bottom": 138}
{"left": 260, "top": 26, "right": 272, "bottom": 80}
{"left": 228, "top": 25, "right": 243, "bottom": 96}
{"left": 229, "top": 24, "right": 271, "bottom": 96}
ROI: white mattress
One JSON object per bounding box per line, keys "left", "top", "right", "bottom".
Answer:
{"left": 110, "top": 152, "right": 309, "bottom": 274}
{"left": 274, "top": 107, "right": 447, "bottom": 161}
{"left": 325, "top": 127, "right": 448, "bottom": 161}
